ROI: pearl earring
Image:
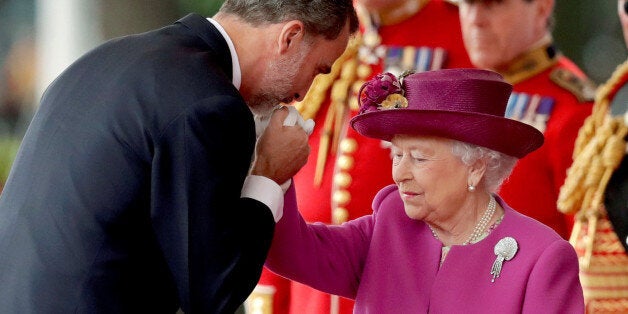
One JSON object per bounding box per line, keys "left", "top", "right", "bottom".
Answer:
{"left": 468, "top": 185, "right": 475, "bottom": 192}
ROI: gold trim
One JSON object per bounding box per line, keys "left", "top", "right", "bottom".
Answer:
{"left": 295, "top": 36, "right": 362, "bottom": 121}
{"left": 500, "top": 43, "right": 557, "bottom": 85}
{"left": 557, "top": 58, "right": 628, "bottom": 283}
{"left": 549, "top": 68, "right": 597, "bottom": 103}
{"left": 297, "top": 37, "right": 363, "bottom": 187}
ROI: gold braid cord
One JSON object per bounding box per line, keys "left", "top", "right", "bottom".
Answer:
{"left": 557, "top": 60, "right": 628, "bottom": 312}
{"left": 294, "top": 35, "right": 371, "bottom": 186}
{"left": 295, "top": 36, "right": 362, "bottom": 121}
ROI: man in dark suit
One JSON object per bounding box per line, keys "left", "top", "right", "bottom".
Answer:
{"left": 0, "top": 0, "right": 359, "bottom": 312}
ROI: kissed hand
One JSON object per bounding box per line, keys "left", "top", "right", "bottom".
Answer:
{"left": 250, "top": 107, "right": 311, "bottom": 185}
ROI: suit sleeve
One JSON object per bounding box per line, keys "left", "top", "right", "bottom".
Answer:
{"left": 151, "top": 95, "right": 275, "bottom": 313}
{"left": 522, "top": 240, "right": 584, "bottom": 313}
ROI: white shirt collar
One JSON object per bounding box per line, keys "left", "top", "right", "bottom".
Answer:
{"left": 206, "top": 18, "right": 241, "bottom": 90}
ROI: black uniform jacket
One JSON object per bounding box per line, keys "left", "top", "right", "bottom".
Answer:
{"left": 606, "top": 80, "right": 628, "bottom": 253}
{"left": 0, "top": 13, "right": 274, "bottom": 313}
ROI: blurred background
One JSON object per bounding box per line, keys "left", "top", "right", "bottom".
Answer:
{"left": 0, "top": 0, "right": 625, "bottom": 185}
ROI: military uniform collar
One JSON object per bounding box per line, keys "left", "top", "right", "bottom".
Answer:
{"left": 365, "top": 0, "right": 430, "bottom": 26}
{"left": 498, "top": 36, "right": 558, "bottom": 85}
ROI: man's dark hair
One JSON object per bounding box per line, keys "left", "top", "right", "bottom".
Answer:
{"left": 219, "top": 0, "right": 359, "bottom": 40}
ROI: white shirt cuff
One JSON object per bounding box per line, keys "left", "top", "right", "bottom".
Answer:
{"left": 241, "top": 175, "right": 284, "bottom": 222}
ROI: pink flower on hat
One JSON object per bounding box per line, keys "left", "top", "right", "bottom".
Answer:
{"left": 358, "top": 72, "right": 404, "bottom": 114}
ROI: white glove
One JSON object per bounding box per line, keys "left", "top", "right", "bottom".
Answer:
{"left": 282, "top": 106, "right": 314, "bottom": 136}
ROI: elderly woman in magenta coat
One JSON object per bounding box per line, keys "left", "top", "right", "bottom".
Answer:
{"left": 265, "top": 69, "right": 584, "bottom": 313}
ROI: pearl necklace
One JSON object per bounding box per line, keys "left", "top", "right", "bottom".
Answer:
{"left": 429, "top": 195, "right": 497, "bottom": 245}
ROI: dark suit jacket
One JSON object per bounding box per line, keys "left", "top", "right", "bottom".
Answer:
{"left": 606, "top": 81, "right": 628, "bottom": 253}
{"left": 0, "top": 13, "right": 275, "bottom": 313}
{"left": 606, "top": 151, "right": 628, "bottom": 253}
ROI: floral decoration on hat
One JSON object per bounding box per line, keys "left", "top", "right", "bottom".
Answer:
{"left": 358, "top": 72, "right": 408, "bottom": 114}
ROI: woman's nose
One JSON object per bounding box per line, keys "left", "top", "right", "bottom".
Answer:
{"left": 392, "top": 156, "right": 412, "bottom": 183}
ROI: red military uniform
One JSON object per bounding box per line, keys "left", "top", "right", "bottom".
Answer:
{"left": 252, "top": 0, "right": 471, "bottom": 313}
{"left": 496, "top": 42, "right": 595, "bottom": 239}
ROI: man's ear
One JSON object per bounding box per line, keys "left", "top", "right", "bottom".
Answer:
{"left": 536, "top": 0, "right": 554, "bottom": 25}
{"left": 277, "top": 20, "right": 305, "bottom": 54}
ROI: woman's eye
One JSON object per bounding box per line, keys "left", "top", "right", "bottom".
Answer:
{"left": 391, "top": 154, "right": 402, "bottom": 164}
{"left": 410, "top": 153, "right": 426, "bottom": 162}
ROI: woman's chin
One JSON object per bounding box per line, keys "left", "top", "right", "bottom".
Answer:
{"left": 404, "top": 207, "right": 424, "bottom": 220}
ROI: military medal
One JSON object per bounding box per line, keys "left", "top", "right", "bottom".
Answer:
{"left": 491, "top": 237, "right": 518, "bottom": 282}
{"left": 384, "top": 46, "right": 447, "bottom": 77}
{"left": 506, "top": 92, "right": 555, "bottom": 133}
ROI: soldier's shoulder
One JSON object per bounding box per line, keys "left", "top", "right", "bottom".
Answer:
{"left": 549, "top": 63, "right": 597, "bottom": 103}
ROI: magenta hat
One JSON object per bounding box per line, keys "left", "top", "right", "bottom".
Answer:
{"left": 350, "top": 69, "right": 544, "bottom": 158}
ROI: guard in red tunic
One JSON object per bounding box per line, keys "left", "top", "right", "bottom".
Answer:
{"left": 249, "top": 0, "right": 471, "bottom": 313}
{"left": 458, "top": 0, "right": 595, "bottom": 240}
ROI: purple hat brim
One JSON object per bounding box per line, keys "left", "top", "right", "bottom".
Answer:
{"left": 350, "top": 109, "right": 544, "bottom": 158}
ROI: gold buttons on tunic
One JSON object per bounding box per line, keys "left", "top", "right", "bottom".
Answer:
{"left": 339, "top": 138, "right": 358, "bottom": 154}
{"left": 337, "top": 155, "right": 354, "bottom": 170}
{"left": 332, "top": 207, "right": 350, "bottom": 225}
{"left": 332, "top": 189, "right": 351, "bottom": 206}
{"left": 334, "top": 172, "right": 352, "bottom": 188}
{"left": 332, "top": 136, "right": 359, "bottom": 225}
{"left": 246, "top": 285, "right": 275, "bottom": 314}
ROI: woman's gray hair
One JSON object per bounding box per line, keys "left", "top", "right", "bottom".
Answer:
{"left": 219, "top": 0, "right": 359, "bottom": 40}
{"left": 451, "top": 140, "right": 518, "bottom": 193}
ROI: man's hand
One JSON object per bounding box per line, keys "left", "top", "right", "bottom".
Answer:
{"left": 250, "top": 107, "right": 310, "bottom": 185}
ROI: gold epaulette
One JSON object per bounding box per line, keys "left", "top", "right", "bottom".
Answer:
{"left": 550, "top": 68, "right": 598, "bottom": 103}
